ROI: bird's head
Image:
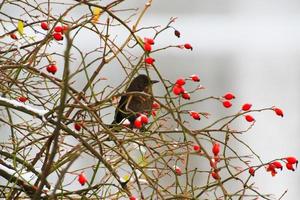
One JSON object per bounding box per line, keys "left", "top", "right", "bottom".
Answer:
{"left": 127, "top": 74, "right": 159, "bottom": 92}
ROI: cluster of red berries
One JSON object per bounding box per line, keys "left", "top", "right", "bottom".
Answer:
{"left": 9, "top": 22, "right": 67, "bottom": 41}
{"left": 285, "top": 157, "right": 298, "bottom": 171}
{"left": 143, "top": 37, "right": 193, "bottom": 66}
{"left": 221, "top": 92, "right": 284, "bottom": 123}
{"left": 191, "top": 142, "right": 297, "bottom": 181}
{"left": 41, "top": 22, "right": 68, "bottom": 41}
{"left": 243, "top": 105, "right": 283, "bottom": 122}
{"left": 134, "top": 114, "right": 149, "bottom": 129}
{"left": 221, "top": 92, "right": 235, "bottom": 108}
{"left": 173, "top": 78, "right": 187, "bottom": 97}
{"left": 121, "top": 102, "right": 160, "bottom": 128}
{"left": 172, "top": 75, "right": 203, "bottom": 120}
{"left": 41, "top": 25, "right": 64, "bottom": 75}
{"left": 249, "top": 157, "right": 298, "bottom": 177}
{"left": 193, "top": 142, "right": 221, "bottom": 180}
{"left": 144, "top": 37, "right": 155, "bottom": 65}
{"left": 189, "top": 90, "right": 287, "bottom": 181}
{"left": 210, "top": 143, "right": 222, "bottom": 180}
{"left": 172, "top": 28, "right": 192, "bottom": 49}
{"left": 172, "top": 74, "right": 200, "bottom": 98}
{"left": 143, "top": 37, "right": 154, "bottom": 52}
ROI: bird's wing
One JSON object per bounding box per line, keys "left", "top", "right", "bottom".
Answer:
{"left": 114, "top": 95, "right": 129, "bottom": 123}
{"left": 125, "top": 95, "right": 133, "bottom": 112}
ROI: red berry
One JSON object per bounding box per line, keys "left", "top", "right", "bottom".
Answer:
{"left": 211, "top": 171, "right": 220, "bottom": 180}
{"left": 273, "top": 107, "right": 284, "bottom": 117}
{"left": 272, "top": 161, "right": 283, "bottom": 170}
{"left": 41, "top": 22, "right": 49, "bottom": 30}
{"left": 271, "top": 170, "right": 277, "bottom": 176}
{"left": 175, "top": 78, "right": 186, "bottom": 86}
{"left": 18, "top": 96, "right": 28, "bottom": 103}
{"left": 174, "top": 30, "right": 181, "bottom": 38}
{"left": 151, "top": 110, "right": 157, "bottom": 117}
{"left": 184, "top": 43, "right": 193, "bottom": 50}
{"left": 189, "top": 111, "right": 200, "bottom": 120}
{"left": 285, "top": 157, "right": 298, "bottom": 165}
{"left": 54, "top": 26, "right": 63, "bottom": 33}
{"left": 74, "top": 123, "right": 81, "bottom": 131}
{"left": 129, "top": 196, "right": 137, "bottom": 200}
{"left": 140, "top": 114, "right": 148, "bottom": 124}
{"left": 46, "top": 64, "right": 58, "bottom": 74}
{"left": 174, "top": 166, "right": 182, "bottom": 176}
{"left": 222, "top": 100, "right": 232, "bottom": 108}
{"left": 286, "top": 163, "right": 295, "bottom": 171}
{"left": 10, "top": 33, "right": 18, "bottom": 40}
{"left": 190, "top": 74, "right": 200, "bottom": 82}
{"left": 193, "top": 145, "right": 201, "bottom": 151}
{"left": 144, "top": 38, "right": 154, "bottom": 45}
{"left": 242, "top": 103, "right": 252, "bottom": 111}
{"left": 182, "top": 92, "right": 190, "bottom": 100}
{"left": 144, "top": 43, "right": 152, "bottom": 52}
{"left": 172, "top": 85, "right": 184, "bottom": 95}
{"left": 152, "top": 102, "right": 160, "bottom": 109}
{"left": 249, "top": 167, "right": 255, "bottom": 176}
{"left": 266, "top": 163, "right": 279, "bottom": 176}
{"left": 212, "top": 143, "right": 220, "bottom": 156}
{"left": 134, "top": 117, "right": 142, "bottom": 129}
{"left": 145, "top": 57, "right": 155, "bottom": 65}
{"left": 223, "top": 92, "right": 235, "bottom": 100}
{"left": 266, "top": 163, "right": 275, "bottom": 172}
{"left": 53, "top": 32, "right": 63, "bottom": 41}
{"left": 78, "top": 172, "right": 87, "bottom": 186}
{"left": 266, "top": 164, "right": 277, "bottom": 176}
{"left": 245, "top": 115, "right": 255, "bottom": 122}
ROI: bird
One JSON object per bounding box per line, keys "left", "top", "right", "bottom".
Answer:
{"left": 112, "top": 74, "right": 158, "bottom": 126}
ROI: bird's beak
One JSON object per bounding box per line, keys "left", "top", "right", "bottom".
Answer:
{"left": 151, "top": 80, "right": 159, "bottom": 84}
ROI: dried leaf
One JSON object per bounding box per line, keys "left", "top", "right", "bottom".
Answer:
{"left": 122, "top": 174, "right": 130, "bottom": 182}
{"left": 92, "top": 7, "right": 102, "bottom": 23}
{"left": 17, "top": 20, "right": 24, "bottom": 35}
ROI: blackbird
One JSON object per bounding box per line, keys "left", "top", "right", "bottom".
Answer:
{"left": 113, "top": 74, "right": 158, "bottom": 126}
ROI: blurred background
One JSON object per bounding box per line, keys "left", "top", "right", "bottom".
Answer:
{"left": 140, "top": 0, "right": 300, "bottom": 199}
{"left": 1, "top": 0, "right": 299, "bottom": 199}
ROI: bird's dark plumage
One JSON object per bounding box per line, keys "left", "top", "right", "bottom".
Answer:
{"left": 113, "top": 74, "right": 158, "bottom": 125}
